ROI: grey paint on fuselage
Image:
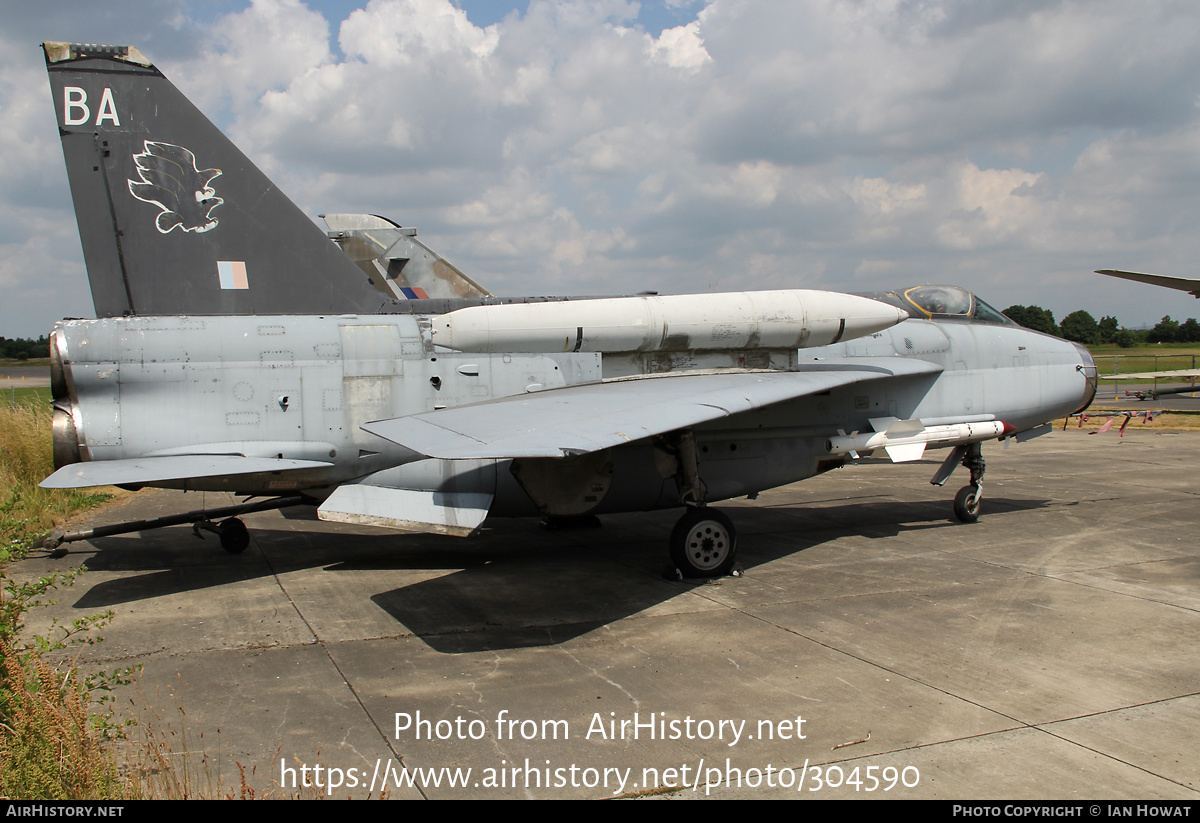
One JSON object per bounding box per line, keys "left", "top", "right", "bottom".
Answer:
{"left": 51, "top": 311, "right": 1092, "bottom": 519}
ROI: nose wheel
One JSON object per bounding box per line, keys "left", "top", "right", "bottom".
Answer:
{"left": 951, "top": 443, "right": 986, "bottom": 523}
{"left": 670, "top": 507, "right": 737, "bottom": 578}
{"left": 953, "top": 485, "right": 981, "bottom": 523}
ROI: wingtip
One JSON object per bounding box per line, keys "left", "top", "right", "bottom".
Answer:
{"left": 42, "top": 42, "right": 152, "bottom": 67}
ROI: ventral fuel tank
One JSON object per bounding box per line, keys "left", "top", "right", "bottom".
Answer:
{"left": 431, "top": 290, "right": 909, "bottom": 354}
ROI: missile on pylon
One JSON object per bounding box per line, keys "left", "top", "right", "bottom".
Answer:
{"left": 827, "top": 419, "right": 1016, "bottom": 463}
{"left": 430, "top": 290, "right": 910, "bottom": 354}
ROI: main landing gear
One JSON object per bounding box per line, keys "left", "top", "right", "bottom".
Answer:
{"left": 664, "top": 428, "right": 739, "bottom": 578}
{"left": 932, "top": 442, "right": 987, "bottom": 524}
{"left": 670, "top": 507, "right": 737, "bottom": 578}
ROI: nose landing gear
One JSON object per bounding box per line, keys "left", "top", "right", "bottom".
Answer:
{"left": 932, "top": 442, "right": 987, "bottom": 523}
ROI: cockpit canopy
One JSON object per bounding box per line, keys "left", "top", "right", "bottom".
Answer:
{"left": 862, "top": 285, "right": 1014, "bottom": 326}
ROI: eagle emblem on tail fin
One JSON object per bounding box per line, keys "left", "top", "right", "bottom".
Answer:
{"left": 128, "top": 141, "right": 223, "bottom": 233}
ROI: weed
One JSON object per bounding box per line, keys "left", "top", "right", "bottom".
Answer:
{"left": 0, "top": 490, "right": 137, "bottom": 798}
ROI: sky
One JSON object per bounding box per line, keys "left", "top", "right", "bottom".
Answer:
{"left": 3, "top": 0, "right": 1200, "bottom": 338}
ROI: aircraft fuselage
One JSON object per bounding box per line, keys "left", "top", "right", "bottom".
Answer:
{"left": 50, "top": 312, "right": 1094, "bottom": 521}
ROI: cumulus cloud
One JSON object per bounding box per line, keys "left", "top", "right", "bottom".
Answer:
{"left": 340, "top": 0, "right": 499, "bottom": 65}
{"left": 167, "top": 0, "right": 334, "bottom": 117}
{"left": 648, "top": 21, "right": 711, "bottom": 70}
{"left": 4, "top": 0, "right": 1200, "bottom": 334}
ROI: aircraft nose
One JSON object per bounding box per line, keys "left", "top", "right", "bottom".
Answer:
{"left": 1071, "top": 341, "right": 1097, "bottom": 413}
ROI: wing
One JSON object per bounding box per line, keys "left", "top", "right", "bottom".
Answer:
{"left": 1096, "top": 270, "right": 1200, "bottom": 298}
{"left": 41, "top": 454, "right": 333, "bottom": 489}
{"left": 1099, "top": 369, "right": 1200, "bottom": 380}
{"left": 362, "top": 358, "right": 942, "bottom": 460}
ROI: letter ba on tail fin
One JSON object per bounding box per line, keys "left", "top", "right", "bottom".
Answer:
{"left": 43, "top": 41, "right": 399, "bottom": 316}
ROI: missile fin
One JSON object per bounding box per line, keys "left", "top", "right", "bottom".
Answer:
{"left": 883, "top": 442, "right": 927, "bottom": 462}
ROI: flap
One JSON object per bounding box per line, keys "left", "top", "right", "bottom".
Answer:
{"left": 317, "top": 484, "right": 492, "bottom": 537}
{"left": 362, "top": 358, "right": 941, "bottom": 460}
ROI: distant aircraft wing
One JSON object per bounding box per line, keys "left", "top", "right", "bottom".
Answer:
{"left": 1096, "top": 270, "right": 1200, "bottom": 298}
{"left": 362, "top": 358, "right": 942, "bottom": 460}
{"left": 1099, "top": 369, "right": 1200, "bottom": 380}
{"left": 41, "top": 455, "right": 334, "bottom": 489}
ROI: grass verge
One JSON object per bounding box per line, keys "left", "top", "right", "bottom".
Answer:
{"left": 1087, "top": 344, "right": 1200, "bottom": 375}
{"left": 0, "top": 397, "right": 135, "bottom": 798}
{"left": 0, "top": 397, "right": 113, "bottom": 536}
{"left": 0, "top": 399, "right": 319, "bottom": 798}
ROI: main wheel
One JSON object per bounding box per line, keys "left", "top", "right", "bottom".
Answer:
{"left": 953, "top": 485, "right": 981, "bottom": 523}
{"left": 218, "top": 518, "right": 250, "bottom": 553}
{"left": 670, "top": 508, "right": 737, "bottom": 577}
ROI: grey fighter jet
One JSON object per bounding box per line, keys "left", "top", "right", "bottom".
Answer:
{"left": 39, "top": 43, "right": 1097, "bottom": 577}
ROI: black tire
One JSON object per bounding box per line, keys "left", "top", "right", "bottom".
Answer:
{"left": 670, "top": 508, "right": 737, "bottom": 577}
{"left": 218, "top": 518, "right": 250, "bottom": 553}
{"left": 953, "top": 485, "right": 981, "bottom": 523}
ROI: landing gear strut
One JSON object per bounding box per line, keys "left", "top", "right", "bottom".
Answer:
{"left": 663, "top": 428, "right": 738, "bottom": 577}
{"left": 931, "top": 442, "right": 989, "bottom": 523}
{"left": 952, "top": 443, "right": 986, "bottom": 523}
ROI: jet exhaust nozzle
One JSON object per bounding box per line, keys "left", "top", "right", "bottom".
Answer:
{"left": 49, "top": 327, "right": 82, "bottom": 469}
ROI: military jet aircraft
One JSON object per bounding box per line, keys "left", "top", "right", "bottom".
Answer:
{"left": 38, "top": 42, "right": 1097, "bottom": 577}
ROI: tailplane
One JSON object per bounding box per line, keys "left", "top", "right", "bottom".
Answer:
{"left": 43, "top": 41, "right": 401, "bottom": 316}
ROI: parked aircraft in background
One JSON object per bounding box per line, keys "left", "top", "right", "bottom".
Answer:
{"left": 321, "top": 213, "right": 491, "bottom": 302}
{"left": 38, "top": 43, "right": 1097, "bottom": 577}
{"left": 1095, "top": 269, "right": 1200, "bottom": 398}
{"left": 1096, "top": 269, "right": 1200, "bottom": 299}
{"left": 1100, "top": 370, "right": 1200, "bottom": 400}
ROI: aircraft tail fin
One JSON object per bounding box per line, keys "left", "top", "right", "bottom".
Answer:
{"left": 43, "top": 41, "right": 400, "bottom": 316}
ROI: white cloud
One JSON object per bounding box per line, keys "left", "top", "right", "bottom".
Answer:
{"left": 339, "top": 0, "right": 499, "bottom": 66}
{"left": 935, "top": 163, "right": 1046, "bottom": 250}
{"left": 649, "top": 21, "right": 711, "bottom": 71}
{"left": 6, "top": 0, "right": 1200, "bottom": 334}
{"left": 845, "top": 177, "right": 928, "bottom": 216}
{"left": 168, "top": 0, "right": 334, "bottom": 116}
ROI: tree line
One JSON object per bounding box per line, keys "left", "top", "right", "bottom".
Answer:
{"left": 0, "top": 336, "right": 49, "bottom": 361}
{"left": 1001, "top": 306, "right": 1200, "bottom": 347}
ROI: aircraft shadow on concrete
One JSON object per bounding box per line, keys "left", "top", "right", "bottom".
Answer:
{"left": 69, "top": 496, "right": 1051, "bottom": 653}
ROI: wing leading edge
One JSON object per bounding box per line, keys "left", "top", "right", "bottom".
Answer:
{"left": 1096, "top": 270, "right": 1200, "bottom": 298}
{"left": 362, "top": 358, "right": 943, "bottom": 460}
